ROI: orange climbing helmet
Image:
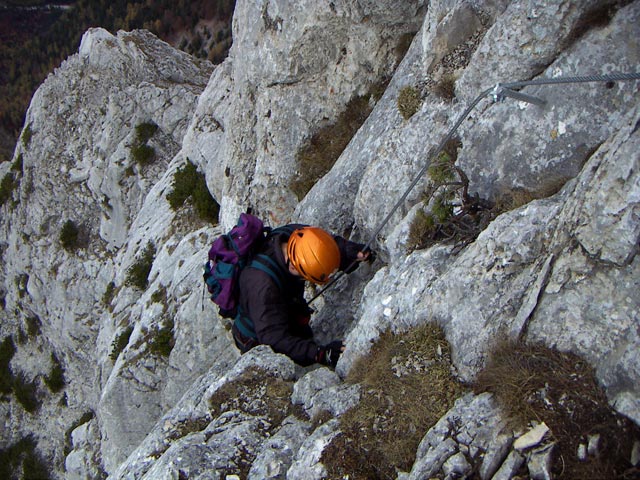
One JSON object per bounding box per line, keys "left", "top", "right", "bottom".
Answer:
{"left": 287, "top": 227, "right": 341, "bottom": 285}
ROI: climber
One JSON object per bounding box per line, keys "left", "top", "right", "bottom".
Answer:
{"left": 232, "top": 224, "right": 372, "bottom": 368}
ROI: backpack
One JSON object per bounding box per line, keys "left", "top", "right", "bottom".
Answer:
{"left": 203, "top": 212, "right": 290, "bottom": 319}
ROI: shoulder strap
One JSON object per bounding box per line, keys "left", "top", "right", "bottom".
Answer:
{"left": 268, "top": 224, "right": 297, "bottom": 239}
{"left": 235, "top": 252, "right": 292, "bottom": 341}
{"left": 249, "top": 254, "right": 287, "bottom": 291}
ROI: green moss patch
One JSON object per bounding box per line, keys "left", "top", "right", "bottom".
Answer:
{"left": 148, "top": 320, "right": 174, "bottom": 357}
{"left": 102, "top": 281, "right": 117, "bottom": 310}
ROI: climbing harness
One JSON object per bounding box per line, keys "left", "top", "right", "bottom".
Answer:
{"left": 308, "top": 71, "right": 640, "bottom": 304}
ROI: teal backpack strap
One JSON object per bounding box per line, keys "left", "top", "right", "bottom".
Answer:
{"left": 250, "top": 254, "right": 287, "bottom": 291}
{"left": 235, "top": 307, "right": 258, "bottom": 339}
{"left": 234, "top": 254, "right": 287, "bottom": 341}
{"left": 269, "top": 225, "right": 296, "bottom": 238}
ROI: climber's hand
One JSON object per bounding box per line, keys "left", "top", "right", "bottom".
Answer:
{"left": 316, "top": 341, "right": 344, "bottom": 368}
{"left": 358, "top": 248, "right": 376, "bottom": 263}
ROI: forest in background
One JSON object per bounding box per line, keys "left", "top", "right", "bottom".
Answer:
{"left": 0, "top": 0, "right": 236, "bottom": 163}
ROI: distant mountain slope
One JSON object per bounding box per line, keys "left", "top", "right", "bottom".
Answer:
{"left": 0, "top": 0, "right": 234, "bottom": 163}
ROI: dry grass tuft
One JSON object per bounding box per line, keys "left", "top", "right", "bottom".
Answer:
{"left": 291, "top": 94, "right": 374, "bottom": 200}
{"left": 408, "top": 209, "right": 436, "bottom": 251}
{"left": 431, "top": 73, "right": 457, "bottom": 101}
{"left": 322, "top": 323, "right": 464, "bottom": 479}
{"left": 475, "top": 341, "right": 640, "bottom": 480}
{"left": 494, "top": 177, "right": 568, "bottom": 213}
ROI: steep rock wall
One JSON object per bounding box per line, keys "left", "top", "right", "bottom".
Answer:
{"left": 0, "top": 0, "right": 638, "bottom": 478}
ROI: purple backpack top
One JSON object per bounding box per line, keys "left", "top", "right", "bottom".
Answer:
{"left": 203, "top": 212, "right": 267, "bottom": 318}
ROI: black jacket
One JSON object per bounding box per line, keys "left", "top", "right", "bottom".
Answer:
{"left": 237, "top": 225, "right": 364, "bottom": 365}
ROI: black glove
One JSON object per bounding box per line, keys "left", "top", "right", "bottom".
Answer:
{"left": 362, "top": 247, "right": 376, "bottom": 263}
{"left": 316, "top": 341, "right": 344, "bottom": 368}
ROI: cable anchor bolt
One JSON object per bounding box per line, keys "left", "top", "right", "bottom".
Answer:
{"left": 491, "top": 83, "right": 546, "bottom": 107}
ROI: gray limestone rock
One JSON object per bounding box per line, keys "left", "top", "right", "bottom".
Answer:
{"left": 1, "top": 0, "right": 639, "bottom": 478}
{"left": 491, "top": 450, "right": 526, "bottom": 480}
{"left": 291, "top": 367, "right": 360, "bottom": 419}
{"left": 184, "top": 0, "right": 427, "bottom": 230}
{"left": 443, "top": 451, "right": 472, "bottom": 478}
{"left": 406, "top": 393, "right": 509, "bottom": 479}
{"left": 458, "top": 1, "right": 640, "bottom": 203}
{"left": 526, "top": 443, "right": 556, "bottom": 480}
{"left": 0, "top": 26, "right": 214, "bottom": 476}
{"left": 247, "top": 416, "right": 311, "bottom": 480}
{"left": 286, "top": 419, "right": 341, "bottom": 480}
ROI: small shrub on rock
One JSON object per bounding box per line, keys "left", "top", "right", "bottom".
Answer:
{"left": 21, "top": 124, "right": 33, "bottom": 148}
{"left": 148, "top": 321, "right": 174, "bottom": 357}
{"left": 126, "top": 242, "right": 156, "bottom": 290}
{"left": 131, "top": 121, "right": 158, "bottom": 166}
{"left": 11, "top": 154, "right": 23, "bottom": 174}
{"left": 0, "top": 336, "right": 16, "bottom": 395}
{"left": 131, "top": 143, "right": 155, "bottom": 165}
{"left": 150, "top": 286, "right": 167, "bottom": 305}
{"left": 102, "top": 281, "right": 116, "bottom": 309}
{"left": 44, "top": 353, "right": 65, "bottom": 393}
{"left": 110, "top": 326, "right": 134, "bottom": 362}
{"left": 135, "top": 122, "right": 158, "bottom": 144}
{"left": 0, "top": 173, "right": 17, "bottom": 207}
{"left": 13, "top": 371, "right": 41, "bottom": 413}
{"left": 0, "top": 436, "right": 50, "bottom": 480}
{"left": 59, "top": 219, "right": 81, "bottom": 252}
{"left": 408, "top": 138, "right": 495, "bottom": 253}
{"left": 408, "top": 209, "right": 436, "bottom": 249}
{"left": 167, "top": 160, "right": 219, "bottom": 223}
{"left": 25, "top": 316, "right": 41, "bottom": 338}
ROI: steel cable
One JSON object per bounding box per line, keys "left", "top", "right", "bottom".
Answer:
{"left": 308, "top": 71, "right": 640, "bottom": 304}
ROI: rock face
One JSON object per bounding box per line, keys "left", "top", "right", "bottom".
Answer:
{"left": 182, "top": 0, "right": 426, "bottom": 229}
{"left": 0, "top": 0, "right": 639, "bottom": 478}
